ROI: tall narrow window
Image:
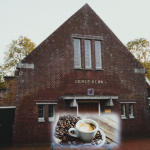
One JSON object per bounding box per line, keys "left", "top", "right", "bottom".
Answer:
{"left": 121, "top": 104, "right": 126, "bottom": 119}
{"left": 74, "top": 39, "right": 81, "bottom": 68}
{"left": 85, "top": 40, "right": 92, "bottom": 69}
{"left": 129, "top": 104, "right": 134, "bottom": 118}
{"left": 38, "top": 105, "right": 45, "bottom": 122}
{"left": 95, "top": 41, "right": 102, "bottom": 69}
{"left": 49, "top": 105, "right": 55, "bottom": 122}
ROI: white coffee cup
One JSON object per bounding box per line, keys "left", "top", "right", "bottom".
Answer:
{"left": 68, "top": 119, "right": 98, "bottom": 142}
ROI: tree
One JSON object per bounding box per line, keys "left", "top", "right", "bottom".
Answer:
{"left": 126, "top": 38, "right": 150, "bottom": 62}
{"left": 140, "top": 61, "right": 150, "bottom": 80}
{"left": 126, "top": 38, "right": 150, "bottom": 80}
{"left": 0, "top": 36, "right": 36, "bottom": 88}
{"left": 3, "top": 36, "right": 36, "bottom": 75}
{"left": 0, "top": 66, "right": 4, "bottom": 88}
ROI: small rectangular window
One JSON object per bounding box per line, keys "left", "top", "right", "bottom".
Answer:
{"left": 49, "top": 105, "right": 55, "bottom": 122}
{"left": 129, "top": 104, "right": 134, "bottom": 116}
{"left": 85, "top": 40, "right": 92, "bottom": 69}
{"left": 74, "top": 39, "right": 81, "bottom": 68}
{"left": 129, "top": 104, "right": 135, "bottom": 118}
{"left": 121, "top": 104, "right": 126, "bottom": 119}
{"left": 121, "top": 104, "right": 126, "bottom": 116}
{"left": 95, "top": 41, "right": 102, "bottom": 69}
{"left": 38, "top": 105, "right": 45, "bottom": 122}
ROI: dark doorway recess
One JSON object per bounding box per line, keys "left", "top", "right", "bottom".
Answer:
{"left": 0, "top": 108, "right": 15, "bottom": 146}
{"left": 78, "top": 102, "right": 99, "bottom": 114}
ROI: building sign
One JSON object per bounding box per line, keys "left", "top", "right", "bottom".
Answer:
{"left": 75, "top": 80, "right": 103, "bottom": 84}
{"left": 105, "top": 109, "right": 111, "bottom": 113}
{"left": 87, "top": 88, "right": 94, "bottom": 96}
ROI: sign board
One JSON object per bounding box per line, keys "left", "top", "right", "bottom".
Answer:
{"left": 105, "top": 109, "right": 111, "bottom": 113}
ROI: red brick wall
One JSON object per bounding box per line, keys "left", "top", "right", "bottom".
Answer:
{"left": 0, "top": 77, "right": 18, "bottom": 106}
{"left": 12, "top": 4, "right": 150, "bottom": 145}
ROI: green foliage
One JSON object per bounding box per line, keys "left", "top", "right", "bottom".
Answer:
{"left": 140, "top": 61, "right": 150, "bottom": 81}
{"left": 0, "top": 66, "right": 4, "bottom": 88}
{"left": 126, "top": 38, "right": 149, "bottom": 51}
{"left": 4, "top": 36, "right": 36, "bottom": 72}
{"left": 0, "top": 36, "right": 36, "bottom": 87}
{"left": 0, "top": 76, "right": 4, "bottom": 88}
{"left": 126, "top": 38, "right": 150, "bottom": 62}
{"left": 126, "top": 38, "right": 150, "bottom": 81}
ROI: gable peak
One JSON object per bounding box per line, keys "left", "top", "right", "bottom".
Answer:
{"left": 82, "top": 3, "right": 91, "bottom": 9}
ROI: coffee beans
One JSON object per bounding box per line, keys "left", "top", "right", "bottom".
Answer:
{"left": 54, "top": 115, "right": 103, "bottom": 146}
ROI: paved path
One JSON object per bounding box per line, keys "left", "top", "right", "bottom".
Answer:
{"left": 112, "top": 137, "right": 150, "bottom": 150}
{"left": 0, "top": 137, "right": 150, "bottom": 150}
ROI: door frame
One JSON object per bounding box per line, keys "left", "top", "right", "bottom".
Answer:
{"left": 77, "top": 101, "right": 100, "bottom": 116}
{"left": 0, "top": 106, "right": 16, "bottom": 146}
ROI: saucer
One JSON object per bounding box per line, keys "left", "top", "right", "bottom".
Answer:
{"left": 69, "top": 128, "right": 106, "bottom": 149}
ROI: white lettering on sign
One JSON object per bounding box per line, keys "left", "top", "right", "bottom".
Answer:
{"left": 75, "top": 80, "right": 103, "bottom": 84}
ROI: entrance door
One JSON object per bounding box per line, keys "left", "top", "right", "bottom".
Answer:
{"left": 0, "top": 108, "right": 15, "bottom": 146}
{"left": 78, "top": 102, "right": 99, "bottom": 114}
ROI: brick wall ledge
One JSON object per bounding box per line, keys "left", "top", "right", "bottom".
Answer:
{"left": 117, "top": 99, "right": 137, "bottom": 102}
{"left": 62, "top": 95, "right": 118, "bottom": 99}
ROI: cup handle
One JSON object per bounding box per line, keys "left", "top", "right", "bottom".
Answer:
{"left": 68, "top": 128, "right": 78, "bottom": 137}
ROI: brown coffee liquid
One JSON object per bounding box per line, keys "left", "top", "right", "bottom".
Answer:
{"left": 78, "top": 123, "right": 96, "bottom": 132}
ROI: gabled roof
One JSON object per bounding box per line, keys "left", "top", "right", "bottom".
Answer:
{"left": 20, "top": 3, "right": 144, "bottom": 70}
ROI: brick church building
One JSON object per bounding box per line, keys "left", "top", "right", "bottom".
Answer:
{"left": 0, "top": 4, "right": 150, "bottom": 146}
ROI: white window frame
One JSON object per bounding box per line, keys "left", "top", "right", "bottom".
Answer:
{"left": 95, "top": 41, "right": 102, "bottom": 69}
{"left": 36, "top": 103, "right": 57, "bottom": 122}
{"left": 74, "top": 39, "right": 81, "bottom": 69}
{"left": 121, "top": 104, "right": 127, "bottom": 119}
{"left": 84, "top": 40, "right": 92, "bottom": 69}
{"left": 129, "top": 103, "right": 135, "bottom": 119}
{"left": 38, "top": 105, "right": 45, "bottom": 122}
{"left": 48, "top": 104, "right": 55, "bottom": 122}
{"left": 120, "top": 102, "right": 136, "bottom": 119}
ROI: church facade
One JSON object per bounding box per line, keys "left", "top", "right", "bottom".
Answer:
{"left": 0, "top": 4, "right": 150, "bottom": 146}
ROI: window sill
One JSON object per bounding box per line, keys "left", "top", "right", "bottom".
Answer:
{"left": 38, "top": 118, "right": 45, "bottom": 122}
{"left": 121, "top": 116, "right": 127, "bottom": 119}
{"left": 74, "top": 67, "right": 82, "bottom": 70}
{"left": 96, "top": 68, "right": 103, "bottom": 71}
{"left": 48, "top": 117, "right": 55, "bottom": 122}
{"left": 84, "top": 68, "right": 93, "bottom": 70}
{"left": 129, "top": 116, "right": 135, "bottom": 119}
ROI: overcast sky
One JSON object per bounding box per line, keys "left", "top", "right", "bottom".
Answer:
{"left": 0, "top": 0, "right": 150, "bottom": 65}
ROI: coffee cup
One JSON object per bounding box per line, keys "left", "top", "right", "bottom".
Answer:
{"left": 68, "top": 119, "right": 98, "bottom": 142}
